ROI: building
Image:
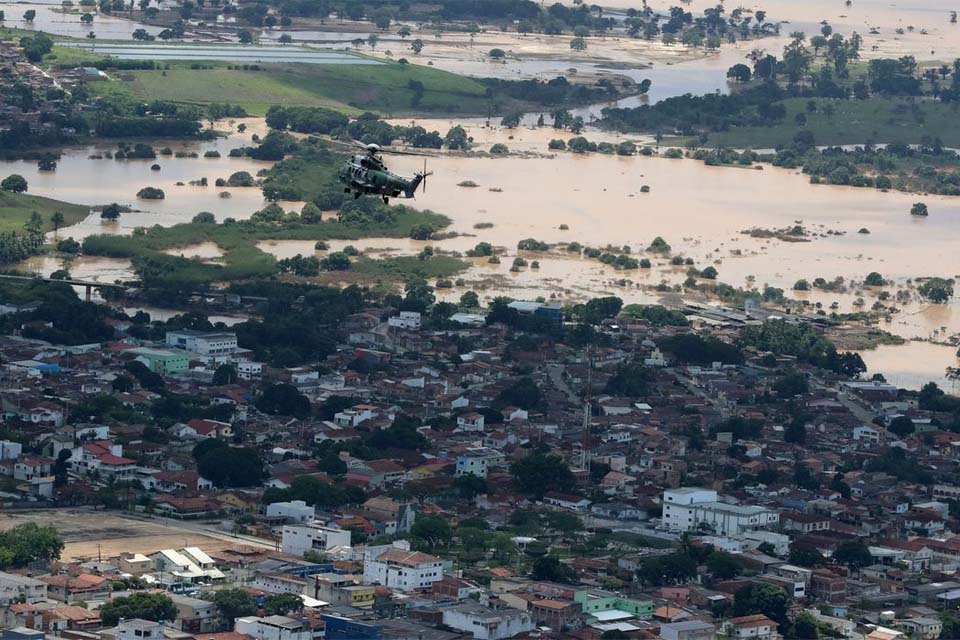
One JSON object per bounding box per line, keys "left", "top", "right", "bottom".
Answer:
{"left": 362, "top": 544, "right": 444, "bottom": 592}
{"left": 235, "top": 616, "right": 312, "bottom": 640}
{"left": 661, "top": 488, "right": 779, "bottom": 536}
{"left": 0, "top": 572, "right": 46, "bottom": 604}
{"left": 722, "top": 615, "right": 781, "bottom": 640}
{"left": 126, "top": 348, "right": 189, "bottom": 375}
{"left": 281, "top": 522, "right": 351, "bottom": 557}
{"left": 169, "top": 593, "right": 217, "bottom": 633}
{"left": 387, "top": 311, "right": 421, "bottom": 330}
{"left": 267, "top": 500, "right": 315, "bottom": 523}
{"left": 165, "top": 330, "right": 239, "bottom": 357}
{"left": 659, "top": 620, "right": 716, "bottom": 640}
{"left": 455, "top": 447, "right": 504, "bottom": 478}
{"left": 441, "top": 604, "right": 534, "bottom": 640}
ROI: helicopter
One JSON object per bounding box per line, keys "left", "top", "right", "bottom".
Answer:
{"left": 338, "top": 142, "right": 432, "bottom": 204}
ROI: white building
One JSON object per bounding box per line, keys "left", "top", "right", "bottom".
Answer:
{"left": 235, "top": 616, "right": 312, "bottom": 640}
{"left": 387, "top": 311, "right": 421, "bottom": 330}
{"left": 0, "top": 441, "right": 22, "bottom": 460}
{"left": 115, "top": 619, "right": 164, "bottom": 640}
{"left": 455, "top": 447, "right": 505, "bottom": 479}
{"left": 281, "top": 522, "right": 351, "bottom": 557}
{"left": 662, "top": 488, "right": 779, "bottom": 537}
{"left": 237, "top": 361, "right": 263, "bottom": 380}
{"left": 267, "top": 500, "right": 315, "bottom": 523}
{"left": 362, "top": 543, "right": 444, "bottom": 591}
{"left": 149, "top": 548, "right": 225, "bottom": 585}
{"left": 0, "top": 572, "right": 46, "bottom": 604}
{"left": 442, "top": 604, "right": 534, "bottom": 640}
{"left": 166, "top": 330, "right": 239, "bottom": 356}
{"left": 854, "top": 425, "right": 884, "bottom": 444}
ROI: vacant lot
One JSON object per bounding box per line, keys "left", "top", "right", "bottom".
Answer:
{"left": 0, "top": 509, "right": 260, "bottom": 561}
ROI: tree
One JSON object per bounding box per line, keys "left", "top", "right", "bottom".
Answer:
{"left": 706, "top": 551, "right": 743, "bottom": 579}
{"left": 570, "top": 37, "right": 587, "bottom": 51}
{"left": 1, "top": 174, "right": 28, "bottom": 193}
{"left": 636, "top": 552, "right": 697, "bottom": 586}
{"left": 453, "top": 473, "right": 487, "bottom": 499}
{"left": 489, "top": 47, "right": 506, "bottom": 60}
{"left": 210, "top": 588, "right": 257, "bottom": 628}
{"left": 255, "top": 383, "right": 310, "bottom": 418}
{"left": 888, "top": 415, "right": 915, "bottom": 437}
{"left": 788, "top": 542, "right": 825, "bottom": 567}
{"left": 193, "top": 211, "right": 216, "bottom": 224}
{"left": 100, "top": 592, "right": 177, "bottom": 626}
{"left": 81, "top": 12, "right": 94, "bottom": 23}
{"left": 279, "top": 34, "right": 293, "bottom": 44}
{"left": 700, "top": 266, "right": 718, "bottom": 279}
{"left": 24, "top": 9, "right": 36, "bottom": 21}
{"left": 238, "top": 30, "right": 254, "bottom": 44}
{"left": 460, "top": 291, "right": 479, "bottom": 308}
{"left": 510, "top": 452, "right": 576, "bottom": 497}
{"left": 732, "top": 583, "right": 789, "bottom": 624}
{"left": 788, "top": 612, "right": 820, "bottom": 640}
{"left": 919, "top": 278, "right": 954, "bottom": 303}
{"left": 411, "top": 514, "right": 452, "bottom": 550}
{"left": 263, "top": 593, "right": 303, "bottom": 616}
{"left": 398, "top": 26, "right": 411, "bottom": 39}
{"left": 211, "top": 364, "right": 237, "bottom": 385}
{"left": 727, "top": 63, "right": 752, "bottom": 82}
{"left": 864, "top": 271, "right": 884, "bottom": 286}
{"left": 444, "top": 125, "right": 469, "bottom": 150}
{"left": 367, "top": 34, "right": 379, "bottom": 50}
{"left": 50, "top": 211, "right": 65, "bottom": 231}
{"left": 100, "top": 203, "right": 122, "bottom": 220}
{"left": 833, "top": 540, "right": 872, "bottom": 569}
{"left": 911, "top": 201, "right": 929, "bottom": 216}
{"left": 0, "top": 523, "right": 63, "bottom": 567}
{"left": 193, "top": 440, "right": 265, "bottom": 488}
{"left": 531, "top": 556, "right": 578, "bottom": 583}
{"left": 410, "top": 39, "right": 423, "bottom": 54}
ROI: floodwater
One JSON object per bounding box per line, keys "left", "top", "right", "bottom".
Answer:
{"left": 858, "top": 341, "right": 960, "bottom": 392}
{"left": 0, "top": 118, "right": 300, "bottom": 240}
{"left": 58, "top": 43, "right": 382, "bottom": 64}
{"left": 1, "top": 4, "right": 162, "bottom": 39}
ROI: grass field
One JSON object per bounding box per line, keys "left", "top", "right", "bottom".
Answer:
{"left": 695, "top": 97, "right": 960, "bottom": 148}
{"left": 90, "top": 59, "right": 494, "bottom": 116}
{"left": 0, "top": 191, "right": 90, "bottom": 234}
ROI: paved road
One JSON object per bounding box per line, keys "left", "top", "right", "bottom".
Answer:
{"left": 548, "top": 364, "right": 581, "bottom": 404}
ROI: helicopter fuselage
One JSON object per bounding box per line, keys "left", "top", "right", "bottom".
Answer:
{"left": 338, "top": 151, "right": 427, "bottom": 202}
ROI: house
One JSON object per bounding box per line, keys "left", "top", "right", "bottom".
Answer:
{"left": 456, "top": 412, "right": 485, "bottom": 432}
{"left": 722, "top": 615, "right": 781, "bottom": 640}
{"left": 543, "top": 492, "right": 592, "bottom": 512}
{"left": 362, "top": 543, "right": 444, "bottom": 591}
{"left": 177, "top": 419, "right": 233, "bottom": 440}
{"left": 12, "top": 455, "right": 53, "bottom": 481}
{"left": 41, "top": 605, "right": 101, "bottom": 633}
{"left": 125, "top": 347, "right": 189, "bottom": 375}
{"left": 41, "top": 574, "right": 110, "bottom": 602}
{"left": 165, "top": 330, "right": 238, "bottom": 357}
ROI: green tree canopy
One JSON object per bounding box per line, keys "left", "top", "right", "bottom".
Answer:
{"left": 100, "top": 592, "right": 177, "bottom": 626}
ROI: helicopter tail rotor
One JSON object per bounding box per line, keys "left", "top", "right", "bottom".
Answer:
{"left": 405, "top": 160, "right": 433, "bottom": 199}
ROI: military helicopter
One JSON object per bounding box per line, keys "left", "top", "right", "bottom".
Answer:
{"left": 338, "top": 142, "right": 432, "bottom": 204}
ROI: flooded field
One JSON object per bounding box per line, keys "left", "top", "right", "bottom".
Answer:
{"left": 0, "top": 3, "right": 162, "bottom": 39}
{"left": 59, "top": 42, "right": 381, "bottom": 64}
